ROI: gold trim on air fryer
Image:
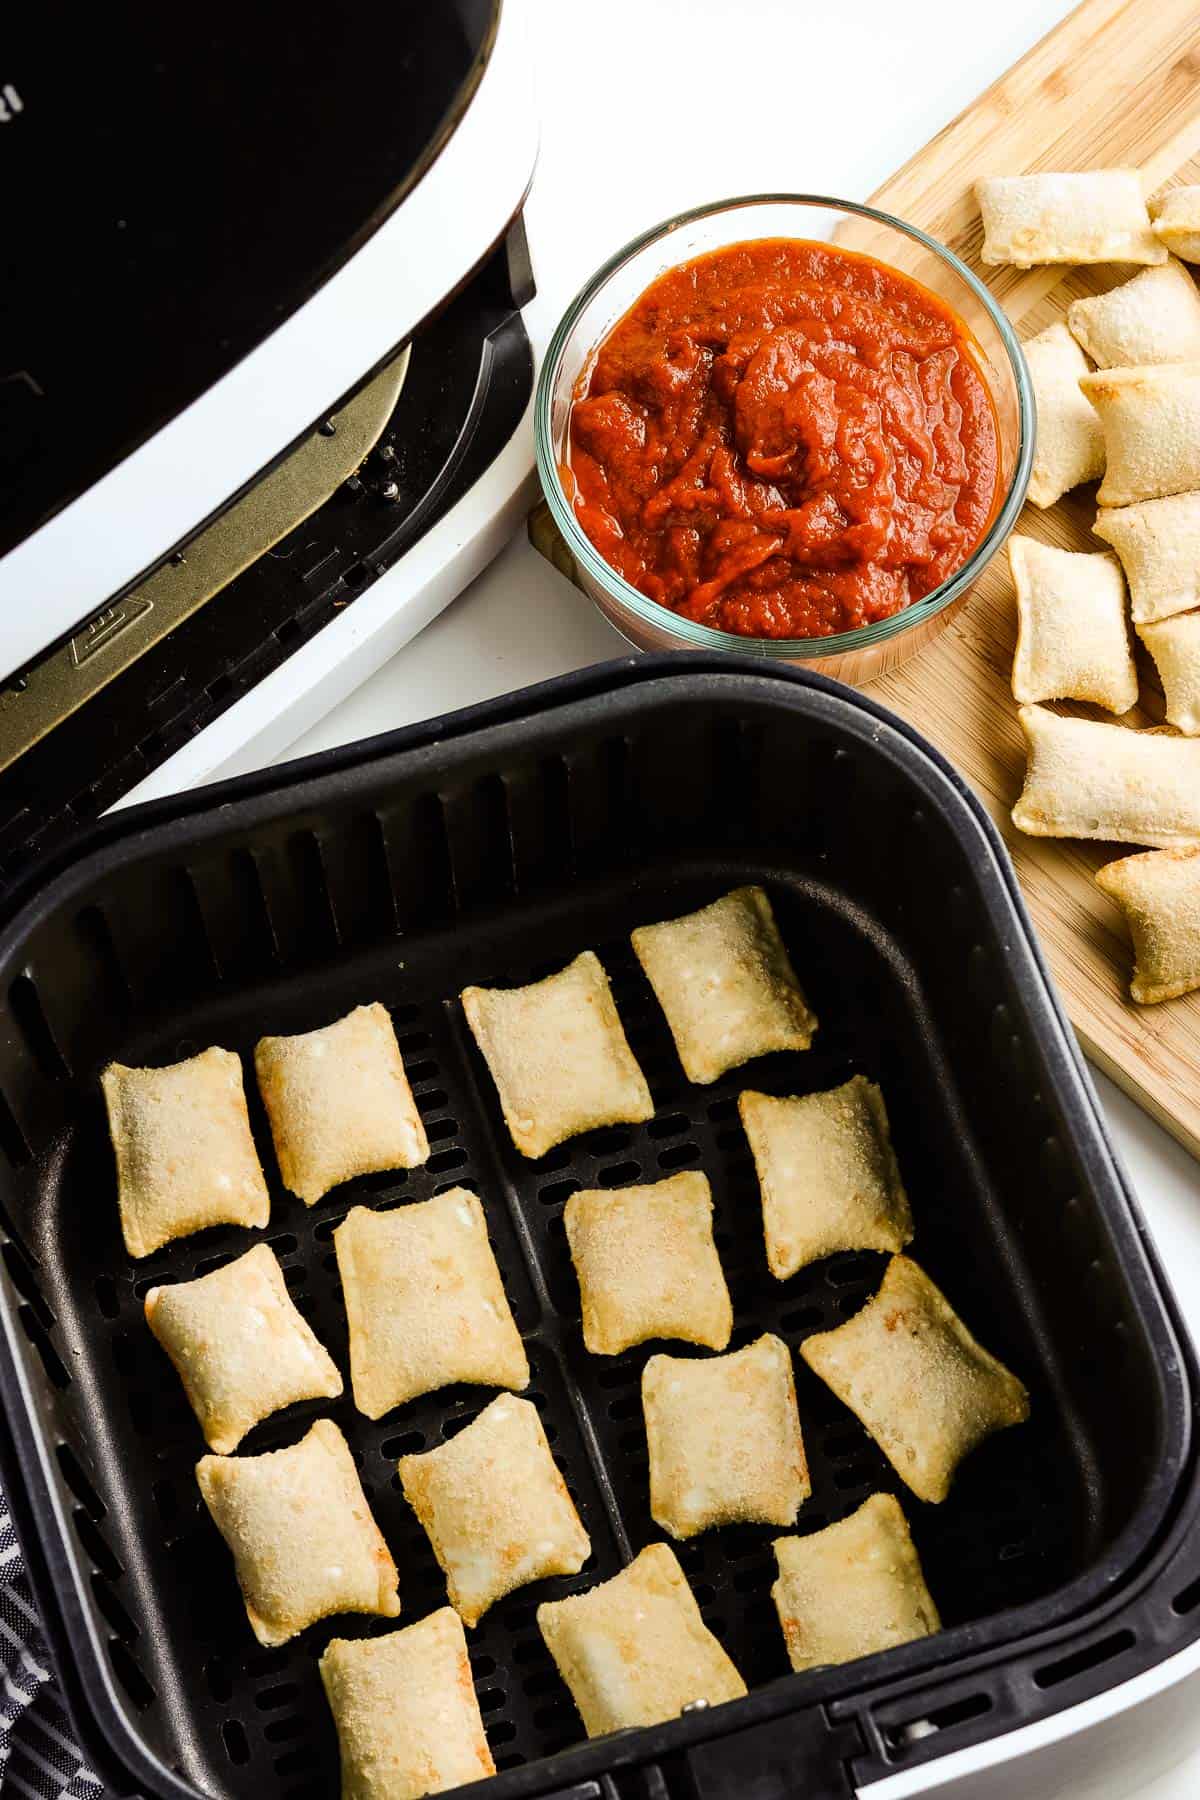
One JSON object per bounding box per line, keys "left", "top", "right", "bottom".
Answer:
{"left": 0, "top": 344, "right": 411, "bottom": 777}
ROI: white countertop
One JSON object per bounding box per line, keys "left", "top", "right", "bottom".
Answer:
{"left": 279, "top": 3, "right": 1200, "bottom": 1792}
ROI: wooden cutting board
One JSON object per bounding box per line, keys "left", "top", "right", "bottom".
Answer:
{"left": 863, "top": 0, "right": 1200, "bottom": 1158}
{"left": 528, "top": 0, "right": 1200, "bottom": 1155}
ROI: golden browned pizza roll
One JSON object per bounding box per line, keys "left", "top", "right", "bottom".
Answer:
{"left": 631, "top": 886, "right": 817, "bottom": 1084}
{"left": 255, "top": 1003, "right": 429, "bottom": 1205}
{"left": 398, "top": 1395, "right": 590, "bottom": 1627}
{"left": 1008, "top": 537, "right": 1137, "bottom": 714}
{"left": 537, "top": 1543, "right": 746, "bottom": 1736}
{"left": 800, "top": 1256, "right": 1029, "bottom": 1504}
{"left": 1140, "top": 611, "right": 1200, "bottom": 735}
{"left": 1151, "top": 185, "right": 1200, "bottom": 262}
{"left": 1096, "top": 847, "right": 1200, "bottom": 1003}
{"left": 772, "top": 1493, "right": 940, "bottom": 1672}
{"left": 976, "top": 170, "right": 1162, "bottom": 268}
{"left": 196, "top": 1419, "right": 401, "bottom": 1646}
{"left": 1012, "top": 705, "right": 1200, "bottom": 848}
{"left": 1067, "top": 260, "right": 1200, "bottom": 368}
{"left": 461, "top": 952, "right": 653, "bottom": 1159}
{"left": 1021, "top": 323, "right": 1105, "bottom": 509}
{"left": 320, "top": 1609, "right": 494, "bottom": 1800}
{"left": 102, "top": 1047, "right": 270, "bottom": 1258}
{"left": 334, "top": 1190, "right": 528, "bottom": 1418}
{"left": 564, "top": 1172, "right": 732, "bottom": 1355}
{"left": 1093, "top": 492, "right": 1200, "bottom": 624}
{"left": 145, "top": 1243, "right": 342, "bottom": 1453}
{"left": 642, "top": 1334, "right": 809, "bottom": 1539}
{"left": 738, "top": 1077, "right": 912, "bottom": 1279}
{"left": 1081, "top": 363, "right": 1200, "bottom": 507}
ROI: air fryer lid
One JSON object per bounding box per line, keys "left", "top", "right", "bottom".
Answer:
{"left": 0, "top": 0, "right": 498, "bottom": 560}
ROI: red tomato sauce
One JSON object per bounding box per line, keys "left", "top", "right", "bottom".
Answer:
{"left": 566, "top": 239, "right": 1002, "bottom": 639}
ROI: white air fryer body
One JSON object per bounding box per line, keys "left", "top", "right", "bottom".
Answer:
{"left": 862, "top": 1639, "right": 1200, "bottom": 1798}
{"left": 1, "top": 0, "right": 540, "bottom": 810}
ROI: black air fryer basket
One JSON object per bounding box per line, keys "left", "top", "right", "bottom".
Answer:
{"left": 0, "top": 656, "right": 1198, "bottom": 1800}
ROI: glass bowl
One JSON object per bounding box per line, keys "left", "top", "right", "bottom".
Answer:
{"left": 534, "top": 194, "right": 1034, "bottom": 684}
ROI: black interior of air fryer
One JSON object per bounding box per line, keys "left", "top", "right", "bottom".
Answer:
{"left": 0, "top": 664, "right": 1183, "bottom": 1800}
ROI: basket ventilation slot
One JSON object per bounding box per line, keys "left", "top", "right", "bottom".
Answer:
{"left": 110, "top": 1639, "right": 155, "bottom": 1711}
{"left": 228, "top": 848, "right": 280, "bottom": 969}
{"left": 1032, "top": 1628, "right": 1136, "bottom": 1689}
{"left": 18, "top": 1305, "right": 69, "bottom": 1389}
{"left": 884, "top": 1690, "right": 993, "bottom": 1752}
{"left": 56, "top": 1444, "right": 105, "bottom": 1520}
{"left": 8, "top": 975, "right": 70, "bottom": 1080}
{"left": 0, "top": 1088, "right": 31, "bottom": 1168}
{"left": 75, "top": 905, "right": 132, "bottom": 1010}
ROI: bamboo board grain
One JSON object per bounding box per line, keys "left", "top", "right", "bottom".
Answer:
{"left": 863, "top": 0, "right": 1200, "bottom": 1159}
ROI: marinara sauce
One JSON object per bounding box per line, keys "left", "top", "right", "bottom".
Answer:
{"left": 566, "top": 239, "right": 1002, "bottom": 639}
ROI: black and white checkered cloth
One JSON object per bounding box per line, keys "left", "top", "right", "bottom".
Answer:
{"left": 0, "top": 1502, "right": 103, "bottom": 1800}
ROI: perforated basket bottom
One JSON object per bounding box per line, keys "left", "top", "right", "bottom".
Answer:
{"left": 34, "top": 860, "right": 1080, "bottom": 1799}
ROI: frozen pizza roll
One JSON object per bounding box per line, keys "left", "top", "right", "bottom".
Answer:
{"left": 320, "top": 1609, "right": 494, "bottom": 1800}
{"left": 772, "top": 1493, "right": 940, "bottom": 1672}
{"left": 800, "top": 1256, "right": 1029, "bottom": 1504}
{"left": 145, "top": 1243, "right": 342, "bottom": 1453}
{"left": 642, "top": 1334, "right": 809, "bottom": 1539}
{"left": 461, "top": 952, "right": 653, "bottom": 1159}
{"left": 1081, "top": 363, "right": 1200, "bottom": 507}
{"left": 1140, "top": 611, "right": 1200, "bottom": 736}
{"left": 632, "top": 886, "right": 817, "bottom": 1085}
{"left": 1021, "top": 323, "right": 1105, "bottom": 509}
{"left": 1012, "top": 705, "right": 1200, "bottom": 848}
{"left": 564, "top": 1172, "right": 732, "bottom": 1355}
{"left": 976, "top": 170, "right": 1163, "bottom": 267}
{"left": 255, "top": 1003, "right": 429, "bottom": 1205}
{"left": 196, "top": 1419, "right": 400, "bottom": 1646}
{"left": 102, "top": 1047, "right": 270, "bottom": 1258}
{"left": 1093, "top": 492, "right": 1200, "bottom": 625}
{"left": 1008, "top": 537, "right": 1137, "bottom": 714}
{"left": 1096, "top": 847, "right": 1200, "bottom": 1003}
{"left": 1151, "top": 185, "right": 1200, "bottom": 263}
{"left": 537, "top": 1543, "right": 746, "bottom": 1736}
{"left": 334, "top": 1190, "right": 528, "bottom": 1418}
{"left": 398, "top": 1394, "right": 590, "bottom": 1626}
{"left": 738, "top": 1076, "right": 913, "bottom": 1279}
{"left": 1067, "top": 260, "right": 1200, "bottom": 369}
